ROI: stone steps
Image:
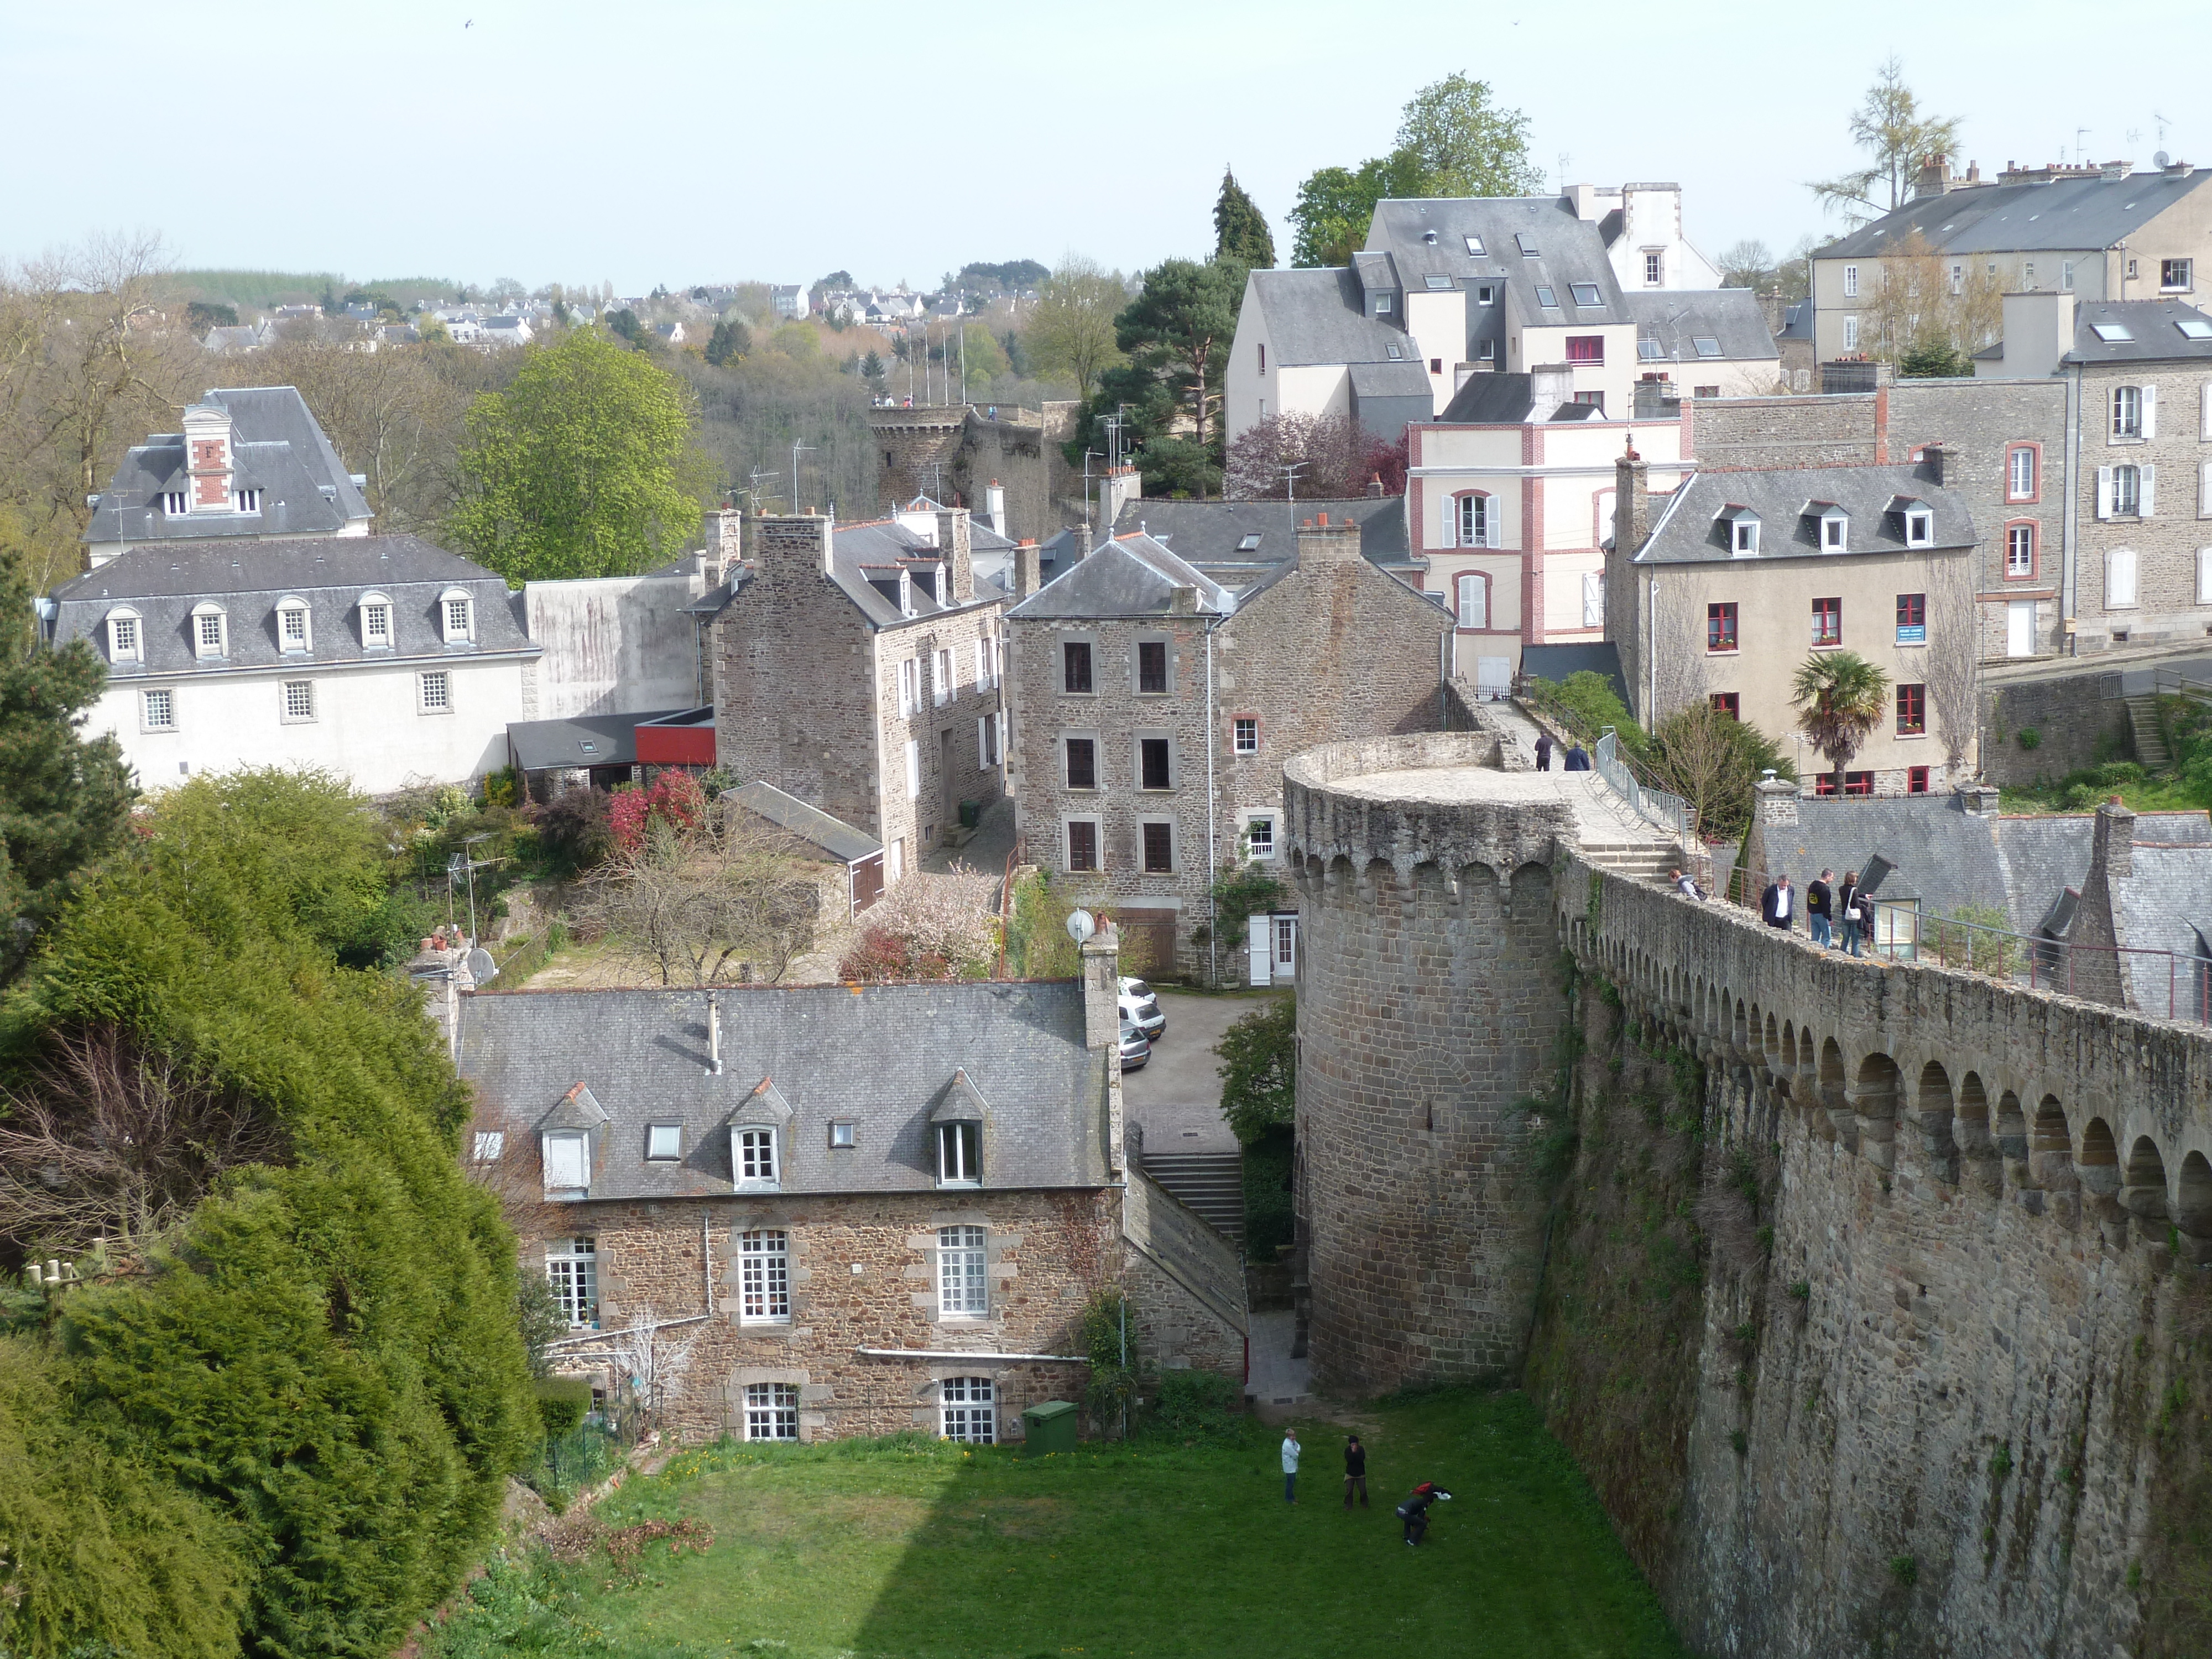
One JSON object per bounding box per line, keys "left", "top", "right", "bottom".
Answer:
{"left": 2126, "top": 694, "right": 2171, "bottom": 769}
{"left": 1141, "top": 1151, "right": 1245, "bottom": 1243}
{"left": 1579, "top": 839, "right": 1684, "bottom": 881}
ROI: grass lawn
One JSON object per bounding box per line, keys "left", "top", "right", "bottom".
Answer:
{"left": 427, "top": 1390, "right": 1687, "bottom": 1659}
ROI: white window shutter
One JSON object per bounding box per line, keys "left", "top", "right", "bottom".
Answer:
{"left": 2142, "top": 465, "right": 2157, "bottom": 518}
{"left": 1247, "top": 916, "right": 1272, "bottom": 984}
{"left": 1583, "top": 571, "right": 1605, "bottom": 627}
{"left": 977, "top": 718, "right": 988, "bottom": 768}
{"left": 2201, "top": 460, "right": 2212, "bottom": 519}
{"left": 2197, "top": 547, "right": 2212, "bottom": 605}
{"left": 1441, "top": 492, "right": 1457, "bottom": 548}
{"left": 2142, "top": 383, "right": 2158, "bottom": 439}
{"left": 1485, "top": 501, "right": 1500, "bottom": 548}
{"left": 2096, "top": 466, "right": 2114, "bottom": 520}
{"left": 2110, "top": 549, "right": 2138, "bottom": 607}
{"left": 2201, "top": 380, "right": 2212, "bottom": 439}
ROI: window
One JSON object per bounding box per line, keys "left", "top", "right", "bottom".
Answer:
{"left": 1710, "top": 692, "right": 1739, "bottom": 719}
{"left": 1533, "top": 285, "right": 1558, "bottom": 309}
{"left": 1730, "top": 517, "right": 1760, "bottom": 556}
{"left": 1232, "top": 716, "right": 1259, "bottom": 755}
{"left": 1569, "top": 283, "right": 1601, "bottom": 308}
{"left": 1479, "top": 339, "right": 1496, "bottom": 360}
{"left": 1895, "top": 592, "right": 1927, "bottom": 643}
{"left": 1820, "top": 514, "right": 1847, "bottom": 551}
{"left": 1812, "top": 597, "right": 1841, "bottom": 648}
{"left": 472, "top": 1130, "right": 505, "bottom": 1162}
{"left": 1137, "top": 639, "right": 1168, "bottom": 693}
{"left": 1244, "top": 813, "right": 1277, "bottom": 858}
{"left": 161, "top": 491, "right": 187, "bottom": 515}
{"left": 194, "top": 607, "right": 226, "bottom": 658}
{"left": 142, "top": 687, "right": 175, "bottom": 731}
{"left": 646, "top": 1123, "right": 682, "bottom": 1161}
{"left": 1141, "top": 821, "right": 1173, "bottom": 873}
{"left": 1896, "top": 683, "right": 1926, "bottom": 734}
{"left": 887, "top": 838, "right": 904, "bottom": 883}
{"left": 2199, "top": 547, "right": 2212, "bottom": 606}
{"left": 1516, "top": 233, "right": 1538, "bottom": 256}
{"left": 1476, "top": 284, "right": 1495, "bottom": 306}
{"left": 2063, "top": 260, "right": 2076, "bottom": 291}
{"left": 936, "top": 1123, "right": 981, "bottom": 1189}
{"left": 1843, "top": 264, "right": 1859, "bottom": 298}
{"left": 107, "top": 613, "right": 139, "bottom": 661}
{"left": 232, "top": 489, "right": 262, "bottom": 514}
{"left": 544, "top": 1130, "right": 589, "bottom": 1190}
{"left": 2023, "top": 263, "right": 2036, "bottom": 289}
{"left": 937, "top": 1224, "right": 987, "bottom": 1315}
{"left": 2093, "top": 322, "right": 2135, "bottom": 343}
{"left": 2008, "top": 445, "right": 2038, "bottom": 502}
{"left": 362, "top": 601, "right": 391, "bottom": 646}
{"left": 1465, "top": 236, "right": 1486, "bottom": 256}
{"left": 2112, "top": 465, "right": 2142, "bottom": 517}
{"left": 1949, "top": 263, "right": 1964, "bottom": 296}
{"left": 2114, "top": 384, "right": 2144, "bottom": 439}
{"left": 1707, "top": 602, "right": 1739, "bottom": 652}
{"left": 1064, "top": 736, "right": 1096, "bottom": 790}
{"left": 735, "top": 1127, "right": 778, "bottom": 1185}
{"left": 2006, "top": 523, "right": 2037, "bottom": 578}
{"left": 1638, "top": 340, "right": 1666, "bottom": 361}
{"left": 899, "top": 658, "right": 919, "bottom": 715}
{"left": 942, "top": 1376, "right": 995, "bottom": 1443}
{"left": 828, "top": 1120, "right": 857, "bottom": 1150}
{"left": 933, "top": 648, "right": 953, "bottom": 706}
{"left": 1062, "top": 639, "right": 1093, "bottom": 693}
{"left": 1645, "top": 251, "right": 1663, "bottom": 285}
{"left": 1843, "top": 316, "right": 1859, "bottom": 352}
{"left": 974, "top": 634, "right": 995, "bottom": 690}
{"left": 1429, "top": 356, "right": 1444, "bottom": 374}
{"left": 1903, "top": 508, "right": 1934, "bottom": 546}
{"left": 1453, "top": 492, "right": 1494, "bottom": 548}
{"left": 1138, "top": 735, "right": 1172, "bottom": 790}
{"left": 2108, "top": 547, "right": 2140, "bottom": 607}
{"left": 1566, "top": 336, "right": 1603, "bottom": 364}
{"left": 977, "top": 714, "right": 999, "bottom": 769}
{"left": 1694, "top": 385, "right": 1721, "bottom": 400}
{"left": 739, "top": 1229, "right": 790, "bottom": 1322}
{"left": 279, "top": 605, "right": 309, "bottom": 651}
{"left": 281, "top": 680, "right": 315, "bottom": 722}
{"left": 1455, "top": 572, "right": 1489, "bottom": 629}
{"left": 2164, "top": 258, "right": 2194, "bottom": 292}
{"left": 1256, "top": 342, "right": 1265, "bottom": 373}
{"left": 1066, "top": 818, "right": 1098, "bottom": 872}
{"left": 1909, "top": 766, "right": 1931, "bottom": 794}
{"left": 744, "top": 1382, "right": 799, "bottom": 1441}
{"left": 547, "top": 1237, "right": 598, "bottom": 1327}
{"left": 1374, "top": 293, "right": 1392, "bottom": 314}
{"left": 1386, "top": 345, "right": 1402, "bottom": 359}
{"left": 905, "top": 739, "right": 920, "bottom": 800}
{"left": 420, "top": 670, "right": 450, "bottom": 712}
{"left": 1572, "top": 390, "right": 1605, "bottom": 413}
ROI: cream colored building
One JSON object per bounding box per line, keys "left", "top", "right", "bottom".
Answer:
{"left": 1605, "top": 453, "right": 1981, "bottom": 795}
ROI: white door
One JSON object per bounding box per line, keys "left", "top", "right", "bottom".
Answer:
{"left": 1476, "top": 656, "right": 1514, "bottom": 700}
{"left": 2007, "top": 599, "right": 2036, "bottom": 659}
{"left": 1247, "top": 916, "right": 1271, "bottom": 986}
{"left": 1271, "top": 915, "right": 1298, "bottom": 981}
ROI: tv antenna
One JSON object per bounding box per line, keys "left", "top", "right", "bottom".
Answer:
{"left": 1280, "top": 461, "right": 1307, "bottom": 504}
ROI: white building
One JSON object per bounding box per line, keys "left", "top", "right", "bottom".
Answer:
{"left": 45, "top": 535, "right": 540, "bottom": 795}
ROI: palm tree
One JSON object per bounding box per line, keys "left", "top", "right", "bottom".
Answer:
{"left": 1790, "top": 651, "right": 1891, "bottom": 794}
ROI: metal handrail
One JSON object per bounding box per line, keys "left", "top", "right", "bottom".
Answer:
{"left": 1595, "top": 728, "right": 1691, "bottom": 844}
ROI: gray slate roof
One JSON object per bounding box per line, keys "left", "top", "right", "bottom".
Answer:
{"left": 47, "top": 534, "right": 535, "bottom": 676}
{"left": 1005, "top": 533, "right": 1235, "bottom": 621}
{"left": 727, "top": 779, "right": 882, "bottom": 863}
{"left": 2116, "top": 843, "right": 2212, "bottom": 1009}
{"left": 825, "top": 519, "right": 996, "bottom": 629}
{"left": 1816, "top": 169, "right": 2212, "bottom": 260}
{"left": 1634, "top": 465, "right": 1975, "bottom": 564}
{"left": 1364, "top": 195, "right": 1631, "bottom": 337}
{"left": 2062, "top": 300, "right": 2212, "bottom": 364}
{"left": 85, "top": 387, "right": 371, "bottom": 546}
{"left": 456, "top": 982, "right": 1110, "bottom": 1200}
{"left": 1623, "top": 289, "right": 1779, "bottom": 366}
{"left": 1246, "top": 267, "right": 1420, "bottom": 367}
{"left": 1438, "top": 372, "right": 1589, "bottom": 424}
{"left": 506, "top": 709, "right": 688, "bottom": 771}
{"left": 1106, "top": 497, "right": 1410, "bottom": 570}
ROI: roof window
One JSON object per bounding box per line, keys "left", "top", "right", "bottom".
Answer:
{"left": 1386, "top": 344, "right": 1403, "bottom": 359}
{"left": 1236, "top": 533, "right": 1262, "bottom": 551}
{"left": 1423, "top": 274, "right": 1452, "bottom": 290}
{"left": 1637, "top": 340, "right": 1665, "bottom": 361}
{"left": 1718, "top": 506, "right": 1760, "bottom": 556}
{"left": 1905, "top": 509, "right": 1934, "bottom": 546}
{"left": 1534, "top": 285, "right": 1558, "bottom": 309}
{"left": 2091, "top": 321, "right": 2134, "bottom": 342}
{"left": 1515, "top": 233, "right": 1538, "bottom": 256}
{"left": 1569, "top": 283, "right": 1601, "bottom": 307}
{"left": 2175, "top": 315, "right": 2212, "bottom": 340}
{"left": 1464, "top": 236, "right": 1485, "bottom": 255}
{"left": 1692, "top": 336, "right": 1723, "bottom": 358}
{"left": 645, "top": 1124, "right": 682, "bottom": 1161}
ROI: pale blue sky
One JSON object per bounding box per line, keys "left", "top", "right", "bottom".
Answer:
{"left": 7, "top": 0, "right": 2209, "bottom": 292}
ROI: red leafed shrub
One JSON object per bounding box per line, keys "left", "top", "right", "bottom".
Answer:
{"left": 838, "top": 926, "right": 956, "bottom": 984}
{"left": 608, "top": 771, "right": 707, "bottom": 853}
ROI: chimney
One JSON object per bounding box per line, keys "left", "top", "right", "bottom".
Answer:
{"left": 708, "top": 994, "right": 723, "bottom": 1074}
{"left": 1081, "top": 921, "right": 1122, "bottom": 1053}
{"left": 1913, "top": 153, "right": 1954, "bottom": 198}
{"left": 1613, "top": 444, "right": 1651, "bottom": 556}
{"left": 1170, "top": 583, "right": 1199, "bottom": 613}
{"left": 1013, "top": 538, "right": 1041, "bottom": 600}
{"left": 1366, "top": 473, "right": 1385, "bottom": 499}
{"left": 1529, "top": 362, "right": 1574, "bottom": 419}
{"left": 934, "top": 505, "right": 974, "bottom": 602}
{"left": 1999, "top": 291, "right": 2075, "bottom": 380}
{"left": 2093, "top": 795, "right": 2135, "bottom": 880}
{"left": 1755, "top": 772, "right": 1800, "bottom": 827}
{"left": 1956, "top": 782, "right": 2002, "bottom": 816}
{"left": 703, "top": 506, "right": 744, "bottom": 576}
{"left": 1919, "top": 442, "right": 1957, "bottom": 487}
{"left": 984, "top": 478, "right": 1006, "bottom": 538}
{"left": 181, "top": 401, "right": 235, "bottom": 512}
{"left": 1296, "top": 514, "right": 1362, "bottom": 567}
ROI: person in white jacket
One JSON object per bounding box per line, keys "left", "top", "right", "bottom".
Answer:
{"left": 1281, "top": 1426, "right": 1301, "bottom": 1504}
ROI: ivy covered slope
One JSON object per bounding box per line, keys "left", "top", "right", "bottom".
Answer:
{"left": 1, "top": 772, "right": 538, "bottom": 1658}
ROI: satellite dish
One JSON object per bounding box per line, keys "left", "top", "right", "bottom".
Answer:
{"left": 2156, "top": 149, "right": 2172, "bottom": 169}
{"left": 465, "top": 947, "right": 498, "bottom": 985}
{"left": 1066, "top": 909, "right": 1097, "bottom": 945}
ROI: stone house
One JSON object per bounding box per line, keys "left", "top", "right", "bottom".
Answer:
{"left": 1606, "top": 450, "right": 1980, "bottom": 796}
{"left": 453, "top": 930, "right": 1246, "bottom": 1443}
{"left": 1004, "top": 520, "right": 1454, "bottom": 984}
{"left": 712, "top": 509, "right": 1007, "bottom": 888}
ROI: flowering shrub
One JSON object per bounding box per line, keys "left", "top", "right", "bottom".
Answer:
{"left": 607, "top": 771, "right": 707, "bottom": 853}
{"left": 834, "top": 865, "right": 999, "bottom": 982}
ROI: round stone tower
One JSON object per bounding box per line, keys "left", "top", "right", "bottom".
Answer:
{"left": 1283, "top": 733, "right": 1576, "bottom": 1394}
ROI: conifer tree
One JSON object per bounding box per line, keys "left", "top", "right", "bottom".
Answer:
{"left": 1213, "top": 168, "right": 1277, "bottom": 268}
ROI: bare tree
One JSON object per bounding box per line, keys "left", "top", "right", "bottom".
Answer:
{"left": 573, "top": 808, "right": 821, "bottom": 986}
{"left": 1924, "top": 554, "right": 1981, "bottom": 776}
{"left": 1855, "top": 229, "right": 2004, "bottom": 363}
{"left": 0, "top": 1024, "right": 288, "bottom": 1255}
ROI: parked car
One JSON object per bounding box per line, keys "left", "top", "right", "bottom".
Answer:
{"left": 1118, "top": 1020, "right": 1151, "bottom": 1070}
{"left": 1119, "top": 977, "right": 1165, "bottom": 1040}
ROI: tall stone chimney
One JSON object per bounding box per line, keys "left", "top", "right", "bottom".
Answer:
{"left": 756, "top": 512, "right": 834, "bottom": 579}
{"left": 1613, "top": 446, "right": 1651, "bottom": 557}
{"left": 1529, "top": 362, "right": 1574, "bottom": 419}
{"left": 1297, "top": 513, "right": 1363, "bottom": 567}
{"left": 1919, "top": 442, "right": 1958, "bottom": 487}
{"left": 703, "top": 507, "right": 744, "bottom": 577}
{"left": 181, "top": 401, "right": 235, "bottom": 512}
{"left": 1013, "top": 539, "right": 1041, "bottom": 601}
{"left": 935, "top": 505, "right": 974, "bottom": 603}
{"left": 1081, "top": 922, "right": 1121, "bottom": 1051}
{"left": 1913, "top": 153, "right": 1955, "bottom": 198}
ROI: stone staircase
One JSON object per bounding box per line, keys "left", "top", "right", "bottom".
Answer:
{"left": 1578, "top": 836, "right": 1684, "bottom": 885}
{"left": 2126, "top": 695, "right": 2171, "bottom": 769}
{"left": 1139, "top": 1151, "right": 1245, "bottom": 1245}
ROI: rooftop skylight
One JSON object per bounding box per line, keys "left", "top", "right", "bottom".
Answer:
{"left": 1534, "top": 285, "right": 1558, "bottom": 309}
{"left": 1423, "top": 274, "right": 1453, "bottom": 290}
{"left": 1516, "top": 233, "right": 1538, "bottom": 256}
{"left": 1692, "top": 337, "right": 1723, "bottom": 357}
{"left": 2176, "top": 315, "right": 2212, "bottom": 340}
{"left": 2091, "top": 321, "right": 2134, "bottom": 341}
{"left": 1464, "top": 236, "right": 1485, "bottom": 255}
{"left": 1570, "top": 283, "right": 1601, "bottom": 307}
{"left": 1638, "top": 340, "right": 1665, "bottom": 360}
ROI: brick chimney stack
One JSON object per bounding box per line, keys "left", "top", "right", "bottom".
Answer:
{"left": 1297, "top": 512, "right": 1363, "bottom": 567}
{"left": 1613, "top": 444, "right": 1651, "bottom": 556}
{"left": 181, "top": 401, "right": 234, "bottom": 513}
{"left": 1013, "top": 539, "right": 1041, "bottom": 601}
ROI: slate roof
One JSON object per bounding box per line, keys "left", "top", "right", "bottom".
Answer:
{"left": 455, "top": 982, "right": 1111, "bottom": 1201}
{"left": 823, "top": 519, "right": 997, "bottom": 628}
{"left": 1364, "top": 195, "right": 1631, "bottom": 332}
{"left": 2062, "top": 300, "right": 2212, "bottom": 364}
{"left": 85, "top": 387, "right": 371, "bottom": 546}
{"left": 1632, "top": 466, "right": 1975, "bottom": 564}
{"left": 2116, "top": 843, "right": 2212, "bottom": 1009}
{"left": 1004, "top": 533, "right": 1235, "bottom": 620}
{"left": 506, "top": 709, "right": 688, "bottom": 771}
{"left": 1246, "top": 267, "right": 1418, "bottom": 367}
{"left": 46, "top": 534, "right": 536, "bottom": 677}
{"left": 1438, "top": 372, "right": 1588, "bottom": 424}
{"left": 1623, "top": 289, "right": 1779, "bottom": 366}
{"left": 1347, "top": 358, "right": 1437, "bottom": 401}
{"left": 1105, "top": 497, "right": 1410, "bottom": 571}
{"left": 1815, "top": 168, "right": 2212, "bottom": 259}
{"left": 726, "top": 779, "right": 882, "bottom": 863}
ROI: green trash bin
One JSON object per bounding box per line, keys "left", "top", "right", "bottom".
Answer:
{"left": 958, "top": 799, "right": 980, "bottom": 830}
{"left": 1021, "top": 1399, "right": 1079, "bottom": 1456}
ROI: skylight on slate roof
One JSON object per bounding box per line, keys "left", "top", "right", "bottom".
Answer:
{"left": 1386, "top": 344, "right": 1404, "bottom": 359}
{"left": 1424, "top": 275, "right": 1453, "bottom": 290}
{"left": 1237, "top": 533, "right": 1262, "bottom": 551}
{"left": 2176, "top": 316, "right": 2212, "bottom": 340}
{"left": 1570, "top": 284, "right": 1601, "bottom": 307}
{"left": 2092, "top": 321, "right": 2134, "bottom": 341}
{"left": 1516, "top": 233, "right": 1538, "bottom": 255}
{"left": 1639, "top": 340, "right": 1665, "bottom": 359}
{"left": 1693, "top": 337, "right": 1723, "bottom": 357}
{"left": 1535, "top": 285, "right": 1558, "bottom": 309}
{"left": 1464, "top": 236, "right": 1485, "bottom": 255}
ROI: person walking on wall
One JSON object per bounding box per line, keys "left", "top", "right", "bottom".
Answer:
{"left": 1838, "top": 870, "right": 1867, "bottom": 957}
{"left": 1564, "top": 743, "right": 1591, "bottom": 771}
{"left": 1281, "top": 1426, "right": 1301, "bottom": 1503}
{"left": 1808, "top": 869, "right": 1835, "bottom": 948}
{"left": 1344, "top": 1434, "right": 1369, "bottom": 1510}
{"left": 1761, "top": 872, "right": 1795, "bottom": 930}
{"left": 1535, "top": 731, "right": 1554, "bottom": 771}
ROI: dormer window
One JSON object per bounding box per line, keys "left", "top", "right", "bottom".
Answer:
{"left": 360, "top": 593, "right": 392, "bottom": 647}
{"left": 1823, "top": 517, "right": 1845, "bottom": 550}
{"left": 1375, "top": 293, "right": 1394, "bottom": 315}
{"left": 729, "top": 1077, "right": 791, "bottom": 1189}
{"left": 106, "top": 608, "right": 142, "bottom": 663}
{"left": 278, "top": 599, "right": 311, "bottom": 653}
{"left": 1807, "top": 503, "right": 1848, "bottom": 552}
{"left": 440, "top": 589, "right": 474, "bottom": 644}
{"left": 1734, "top": 521, "right": 1759, "bottom": 554}
{"left": 1901, "top": 505, "right": 1935, "bottom": 546}
{"left": 232, "top": 489, "right": 262, "bottom": 514}
{"left": 542, "top": 1130, "right": 589, "bottom": 1192}
{"left": 191, "top": 602, "right": 227, "bottom": 659}
{"left": 936, "top": 1121, "right": 980, "bottom": 1186}
{"left": 735, "top": 1126, "right": 779, "bottom": 1185}
{"left": 1719, "top": 508, "right": 1760, "bottom": 556}
{"left": 645, "top": 1124, "right": 682, "bottom": 1161}
{"left": 160, "top": 491, "right": 187, "bottom": 515}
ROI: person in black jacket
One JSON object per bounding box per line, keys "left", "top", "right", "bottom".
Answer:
{"left": 1807, "top": 869, "right": 1834, "bottom": 948}
{"left": 1760, "top": 873, "right": 1796, "bottom": 930}
{"left": 1396, "top": 1480, "right": 1453, "bottom": 1545}
{"left": 1343, "top": 1435, "right": 1369, "bottom": 1510}
{"left": 1563, "top": 743, "right": 1591, "bottom": 771}
{"left": 1837, "top": 870, "right": 1867, "bottom": 958}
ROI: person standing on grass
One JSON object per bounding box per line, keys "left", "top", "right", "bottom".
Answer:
{"left": 1808, "top": 869, "right": 1835, "bottom": 948}
{"left": 1343, "top": 1435, "right": 1369, "bottom": 1510}
{"left": 1281, "top": 1426, "right": 1301, "bottom": 1503}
